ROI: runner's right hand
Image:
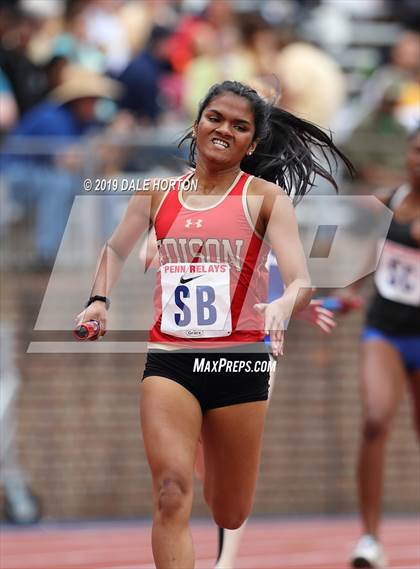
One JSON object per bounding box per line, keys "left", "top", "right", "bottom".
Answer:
{"left": 75, "top": 301, "right": 107, "bottom": 337}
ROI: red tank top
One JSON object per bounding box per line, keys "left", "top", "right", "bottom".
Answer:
{"left": 149, "top": 170, "right": 270, "bottom": 347}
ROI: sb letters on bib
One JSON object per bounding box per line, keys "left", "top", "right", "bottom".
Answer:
{"left": 160, "top": 262, "right": 232, "bottom": 338}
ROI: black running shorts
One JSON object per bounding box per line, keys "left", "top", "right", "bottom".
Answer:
{"left": 142, "top": 343, "right": 271, "bottom": 412}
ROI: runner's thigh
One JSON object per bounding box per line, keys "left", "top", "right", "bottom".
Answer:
{"left": 201, "top": 401, "right": 268, "bottom": 515}
{"left": 360, "top": 340, "right": 407, "bottom": 426}
{"left": 140, "top": 377, "right": 203, "bottom": 492}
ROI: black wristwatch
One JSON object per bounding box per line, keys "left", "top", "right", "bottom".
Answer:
{"left": 85, "top": 295, "right": 111, "bottom": 310}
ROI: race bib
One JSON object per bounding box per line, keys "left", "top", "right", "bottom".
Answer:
{"left": 160, "top": 262, "right": 232, "bottom": 338}
{"left": 375, "top": 240, "right": 420, "bottom": 306}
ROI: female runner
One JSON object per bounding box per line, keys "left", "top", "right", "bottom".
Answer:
{"left": 78, "top": 80, "right": 352, "bottom": 569}
{"left": 350, "top": 129, "right": 420, "bottom": 568}
{"left": 140, "top": 202, "right": 338, "bottom": 569}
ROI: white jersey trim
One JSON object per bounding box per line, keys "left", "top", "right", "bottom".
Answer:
{"left": 178, "top": 170, "right": 243, "bottom": 211}
{"left": 389, "top": 183, "right": 410, "bottom": 211}
{"left": 242, "top": 174, "right": 269, "bottom": 243}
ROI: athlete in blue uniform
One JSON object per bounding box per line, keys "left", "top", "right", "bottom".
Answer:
{"left": 350, "top": 129, "right": 420, "bottom": 569}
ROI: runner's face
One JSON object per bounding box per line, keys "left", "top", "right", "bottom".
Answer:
{"left": 196, "top": 92, "right": 257, "bottom": 167}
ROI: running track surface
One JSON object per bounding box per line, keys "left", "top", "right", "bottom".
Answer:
{"left": 1, "top": 517, "right": 419, "bottom": 569}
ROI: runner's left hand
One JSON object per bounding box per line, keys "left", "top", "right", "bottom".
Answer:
{"left": 254, "top": 299, "right": 287, "bottom": 357}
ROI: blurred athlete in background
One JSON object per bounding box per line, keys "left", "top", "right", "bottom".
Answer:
{"left": 350, "top": 129, "right": 420, "bottom": 569}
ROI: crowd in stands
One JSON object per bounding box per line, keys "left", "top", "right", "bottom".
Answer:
{"left": 0, "top": 0, "right": 419, "bottom": 266}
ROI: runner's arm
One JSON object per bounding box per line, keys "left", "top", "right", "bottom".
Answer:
{"left": 90, "top": 191, "right": 153, "bottom": 298}
{"left": 263, "top": 187, "right": 312, "bottom": 316}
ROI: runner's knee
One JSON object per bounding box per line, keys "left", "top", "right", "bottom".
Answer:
{"left": 211, "top": 496, "right": 251, "bottom": 530}
{"left": 363, "top": 416, "right": 390, "bottom": 441}
{"left": 213, "top": 508, "right": 249, "bottom": 530}
{"left": 156, "top": 474, "right": 192, "bottom": 519}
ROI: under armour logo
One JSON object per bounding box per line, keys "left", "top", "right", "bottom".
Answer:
{"left": 185, "top": 218, "right": 203, "bottom": 228}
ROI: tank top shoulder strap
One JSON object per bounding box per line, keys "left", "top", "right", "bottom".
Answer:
{"left": 229, "top": 171, "right": 252, "bottom": 196}
{"left": 154, "top": 173, "right": 192, "bottom": 224}
{"left": 388, "top": 184, "right": 410, "bottom": 211}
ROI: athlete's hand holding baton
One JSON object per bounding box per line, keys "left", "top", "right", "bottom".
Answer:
{"left": 74, "top": 299, "right": 108, "bottom": 340}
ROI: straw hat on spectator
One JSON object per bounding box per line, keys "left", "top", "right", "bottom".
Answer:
{"left": 49, "top": 65, "right": 121, "bottom": 104}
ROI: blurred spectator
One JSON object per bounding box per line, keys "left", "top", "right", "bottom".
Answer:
{"left": 356, "top": 31, "right": 420, "bottom": 132}
{"left": 344, "top": 85, "right": 408, "bottom": 192}
{"left": 43, "top": 54, "right": 68, "bottom": 92}
{"left": 120, "top": 0, "right": 179, "bottom": 57}
{"left": 51, "top": 0, "right": 106, "bottom": 73}
{"left": 384, "top": 31, "right": 420, "bottom": 131}
{"left": 240, "top": 16, "right": 284, "bottom": 78}
{"left": 84, "top": 0, "right": 131, "bottom": 75}
{"left": 298, "top": 0, "right": 352, "bottom": 57}
{"left": 0, "top": 68, "right": 18, "bottom": 133}
{"left": 118, "top": 25, "right": 173, "bottom": 124}
{"left": 274, "top": 40, "right": 347, "bottom": 129}
{"left": 0, "top": 2, "right": 48, "bottom": 114}
{"left": 167, "top": 0, "right": 236, "bottom": 74}
{"left": 24, "top": 0, "right": 65, "bottom": 64}
{"left": 2, "top": 65, "right": 120, "bottom": 266}
{"left": 387, "top": 0, "right": 420, "bottom": 31}
{"left": 183, "top": 23, "right": 254, "bottom": 120}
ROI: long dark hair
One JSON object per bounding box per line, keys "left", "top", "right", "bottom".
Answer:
{"left": 179, "top": 80, "right": 354, "bottom": 202}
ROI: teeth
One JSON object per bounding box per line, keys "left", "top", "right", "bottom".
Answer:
{"left": 212, "top": 138, "right": 229, "bottom": 148}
